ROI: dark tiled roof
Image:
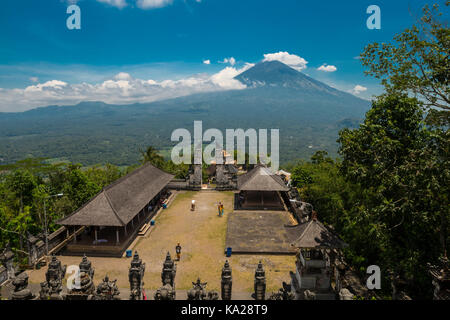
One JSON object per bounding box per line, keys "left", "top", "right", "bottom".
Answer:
{"left": 237, "top": 165, "right": 289, "bottom": 191}
{"left": 289, "top": 219, "right": 348, "bottom": 249}
{"left": 57, "top": 163, "right": 174, "bottom": 227}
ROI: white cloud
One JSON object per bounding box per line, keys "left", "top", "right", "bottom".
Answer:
{"left": 136, "top": 0, "right": 173, "bottom": 9}
{"left": 210, "top": 63, "right": 253, "bottom": 89}
{"left": 351, "top": 85, "right": 367, "bottom": 95}
{"left": 96, "top": 0, "right": 128, "bottom": 9}
{"left": 219, "top": 57, "right": 236, "bottom": 66}
{"left": 0, "top": 65, "right": 254, "bottom": 112}
{"left": 263, "top": 51, "right": 308, "bottom": 71}
{"left": 317, "top": 64, "right": 337, "bottom": 72}
{"left": 29, "top": 77, "right": 39, "bottom": 83}
{"left": 114, "top": 72, "right": 132, "bottom": 80}
{"left": 203, "top": 59, "right": 211, "bottom": 65}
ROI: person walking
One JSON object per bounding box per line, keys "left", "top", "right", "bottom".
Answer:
{"left": 176, "top": 243, "right": 182, "bottom": 261}
{"left": 191, "top": 199, "right": 196, "bottom": 211}
{"left": 217, "top": 202, "right": 222, "bottom": 216}
{"left": 219, "top": 202, "right": 224, "bottom": 217}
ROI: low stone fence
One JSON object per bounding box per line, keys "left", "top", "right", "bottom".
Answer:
{"left": 27, "top": 226, "right": 74, "bottom": 267}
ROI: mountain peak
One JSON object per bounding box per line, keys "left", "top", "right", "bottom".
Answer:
{"left": 234, "top": 60, "right": 338, "bottom": 95}
{"left": 235, "top": 60, "right": 300, "bottom": 85}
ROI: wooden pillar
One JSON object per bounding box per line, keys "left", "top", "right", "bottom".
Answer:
{"left": 73, "top": 227, "right": 77, "bottom": 244}
{"left": 131, "top": 218, "right": 134, "bottom": 228}
{"left": 261, "top": 192, "right": 264, "bottom": 207}
{"left": 66, "top": 228, "right": 69, "bottom": 238}
{"left": 94, "top": 227, "right": 98, "bottom": 243}
{"left": 124, "top": 225, "right": 127, "bottom": 236}
{"left": 116, "top": 228, "right": 120, "bottom": 245}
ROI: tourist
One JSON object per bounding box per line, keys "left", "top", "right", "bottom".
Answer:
{"left": 217, "top": 202, "right": 222, "bottom": 216}
{"left": 176, "top": 243, "right": 182, "bottom": 261}
{"left": 191, "top": 199, "right": 196, "bottom": 211}
{"left": 220, "top": 202, "right": 224, "bottom": 217}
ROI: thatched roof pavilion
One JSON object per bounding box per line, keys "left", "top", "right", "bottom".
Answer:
{"left": 237, "top": 165, "right": 289, "bottom": 192}
{"left": 57, "top": 163, "right": 174, "bottom": 256}
{"left": 236, "top": 165, "right": 289, "bottom": 210}
{"left": 58, "top": 163, "right": 174, "bottom": 227}
{"left": 290, "top": 218, "right": 347, "bottom": 249}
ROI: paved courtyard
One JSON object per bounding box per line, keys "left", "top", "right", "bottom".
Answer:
{"left": 26, "top": 190, "right": 296, "bottom": 298}
{"left": 226, "top": 210, "right": 297, "bottom": 254}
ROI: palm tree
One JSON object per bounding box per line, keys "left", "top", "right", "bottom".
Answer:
{"left": 140, "top": 146, "right": 165, "bottom": 169}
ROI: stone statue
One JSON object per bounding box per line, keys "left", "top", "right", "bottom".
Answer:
{"left": 92, "top": 275, "right": 121, "bottom": 300}
{"left": 66, "top": 271, "right": 96, "bottom": 300}
{"left": 129, "top": 251, "right": 145, "bottom": 300}
{"left": 154, "top": 284, "right": 176, "bottom": 300}
{"left": 10, "top": 272, "right": 35, "bottom": 300}
{"left": 79, "top": 254, "right": 94, "bottom": 279}
{"left": 39, "top": 255, "right": 66, "bottom": 300}
{"left": 268, "top": 282, "right": 295, "bottom": 300}
{"left": 253, "top": 261, "right": 266, "bottom": 300}
{"left": 187, "top": 278, "right": 218, "bottom": 300}
{"left": 161, "top": 252, "right": 176, "bottom": 287}
{"left": 0, "top": 243, "right": 16, "bottom": 280}
{"left": 221, "top": 260, "right": 232, "bottom": 300}
{"left": 187, "top": 278, "right": 206, "bottom": 300}
{"left": 155, "top": 252, "right": 176, "bottom": 300}
{"left": 46, "top": 255, "right": 66, "bottom": 283}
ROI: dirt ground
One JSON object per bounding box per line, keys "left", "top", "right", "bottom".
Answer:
{"left": 27, "top": 190, "right": 295, "bottom": 295}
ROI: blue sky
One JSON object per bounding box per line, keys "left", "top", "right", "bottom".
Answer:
{"left": 0, "top": 0, "right": 446, "bottom": 111}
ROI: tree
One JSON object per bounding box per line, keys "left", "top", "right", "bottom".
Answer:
{"left": 140, "top": 146, "right": 165, "bottom": 169}
{"left": 360, "top": 2, "right": 449, "bottom": 124}
{"left": 338, "top": 93, "right": 448, "bottom": 298}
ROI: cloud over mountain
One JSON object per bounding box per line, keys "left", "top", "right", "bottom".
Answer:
{"left": 0, "top": 64, "right": 252, "bottom": 112}
{"left": 262, "top": 51, "right": 308, "bottom": 71}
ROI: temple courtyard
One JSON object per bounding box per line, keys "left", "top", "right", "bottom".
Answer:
{"left": 25, "top": 190, "right": 295, "bottom": 298}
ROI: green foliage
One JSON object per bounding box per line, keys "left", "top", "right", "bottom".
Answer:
{"left": 0, "top": 159, "right": 127, "bottom": 259}
{"left": 360, "top": 2, "right": 449, "bottom": 124}
{"left": 287, "top": 92, "right": 448, "bottom": 299}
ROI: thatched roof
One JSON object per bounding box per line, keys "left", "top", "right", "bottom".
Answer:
{"left": 290, "top": 219, "right": 348, "bottom": 249}
{"left": 57, "top": 163, "right": 174, "bottom": 227}
{"left": 238, "top": 165, "right": 289, "bottom": 191}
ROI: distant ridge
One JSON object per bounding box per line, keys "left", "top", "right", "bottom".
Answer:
{"left": 0, "top": 61, "right": 370, "bottom": 165}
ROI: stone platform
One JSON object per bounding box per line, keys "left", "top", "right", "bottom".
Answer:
{"left": 225, "top": 210, "right": 298, "bottom": 254}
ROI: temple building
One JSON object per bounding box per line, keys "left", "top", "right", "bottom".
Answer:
{"left": 236, "top": 164, "right": 289, "bottom": 210}
{"left": 57, "top": 163, "right": 174, "bottom": 257}
{"left": 289, "top": 213, "right": 348, "bottom": 300}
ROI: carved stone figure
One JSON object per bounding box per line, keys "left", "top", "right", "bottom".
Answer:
{"left": 46, "top": 255, "right": 66, "bottom": 283}
{"left": 0, "top": 243, "right": 16, "bottom": 280}
{"left": 79, "top": 254, "right": 94, "bottom": 279}
{"left": 155, "top": 252, "right": 176, "bottom": 300}
{"left": 129, "top": 251, "right": 145, "bottom": 300}
{"left": 268, "top": 282, "right": 295, "bottom": 300}
{"left": 253, "top": 261, "right": 266, "bottom": 300}
{"left": 154, "top": 284, "right": 176, "bottom": 300}
{"left": 221, "top": 260, "right": 232, "bottom": 300}
{"left": 92, "top": 275, "right": 121, "bottom": 300}
{"left": 187, "top": 278, "right": 208, "bottom": 300}
{"left": 428, "top": 255, "right": 450, "bottom": 300}
{"left": 186, "top": 278, "right": 218, "bottom": 300}
{"left": 66, "top": 271, "right": 96, "bottom": 300}
{"left": 39, "top": 255, "right": 66, "bottom": 300}
{"left": 10, "top": 272, "right": 35, "bottom": 300}
{"left": 161, "top": 251, "right": 176, "bottom": 287}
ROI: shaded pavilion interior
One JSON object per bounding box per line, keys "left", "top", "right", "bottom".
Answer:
{"left": 57, "top": 163, "right": 174, "bottom": 257}
{"left": 235, "top": 165, "right": 289, "bottom": 211}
